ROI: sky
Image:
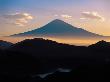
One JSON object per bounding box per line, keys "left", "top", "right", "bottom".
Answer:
{"left": 0, "top": 0, "right": 110, "bottom": 36}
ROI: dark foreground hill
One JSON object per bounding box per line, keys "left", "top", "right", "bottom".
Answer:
{"left": 8, "top": 38, "right": 87, "bottom": 57}
{"left": 0, "top": 38, "right": 110, "bottom": 81}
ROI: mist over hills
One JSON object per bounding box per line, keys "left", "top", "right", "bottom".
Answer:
{"left": 11, "top": 19, "right": 109, "bottom": 39}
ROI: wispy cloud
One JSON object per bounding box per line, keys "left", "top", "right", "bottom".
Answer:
{"left": 54, "top": 14, "right": 72, "bottom": 19}
{"left": 3, "top": 13, "right": 33, "bottom": 26}
{"left": 61, "top": 15, "right": 72, "bottom": 19}
{"left": 81, "top": 12, "right": 105, "bottom": 22}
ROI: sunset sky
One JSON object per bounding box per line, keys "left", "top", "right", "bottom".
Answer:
{"left": 0, "top": 0, "right": 110, "bottom": 36}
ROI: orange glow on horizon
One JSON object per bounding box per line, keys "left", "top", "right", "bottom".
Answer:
{"left": 1, "top": 36, "right": 110, "bottom": 46}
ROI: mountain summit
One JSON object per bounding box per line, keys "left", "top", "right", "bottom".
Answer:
{"left": 11, "top": 19, "right": 108, "bottom": 38}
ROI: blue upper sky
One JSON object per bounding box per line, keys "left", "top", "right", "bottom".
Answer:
{"left": 0, "top": 0, "right": 101, "bottom": 14}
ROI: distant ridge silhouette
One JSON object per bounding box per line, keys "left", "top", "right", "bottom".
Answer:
{"left": 89, "top": 40, "right": 110, "bottom": 49}
{"left": 0, "top": 40, "right": 13, "bottom": 49}
{"left": 8, "top": 38, "right": 78, "bottom": 55}
{"left": 11, "top": 19, "right": 109, "bottom": 39}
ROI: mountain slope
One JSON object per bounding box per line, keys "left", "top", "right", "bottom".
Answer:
{"left": 11, "top": 19, "right": 109, "bottom": 38}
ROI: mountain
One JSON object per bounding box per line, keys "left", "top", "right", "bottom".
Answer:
{"left": 8, "top": 38, "right": 86, "bottom": 57}
{"left": 89, "top": 40, "right": 110, "bottom": 49}
{"left": 11, "top": 19, "right": 109, "bottom": 39}
{"left": 0, "top": 40, "right": 13, "bottom": 49}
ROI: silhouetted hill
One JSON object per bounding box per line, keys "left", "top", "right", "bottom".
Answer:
{"left": 0, "top": 38, "right": 110, "bottom": 81}
{"left": 8, "top": 38, "right": 87, "bottom": 57}
{"left": 0, "top": 40, "right": 13, "bottom": 49}
{"left": 89, "top": 40, "right": 110, "bottom": 50}
{"left": 11, "top": 19, "right": 109, "bottom": 39}
{"left": 7, "top": 38, "right": 90, "bottom": 60}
